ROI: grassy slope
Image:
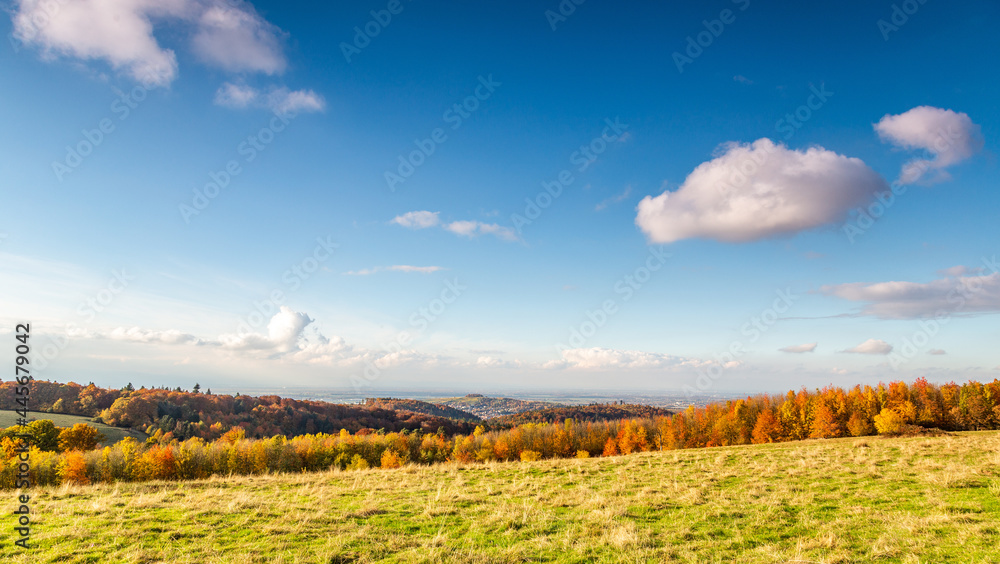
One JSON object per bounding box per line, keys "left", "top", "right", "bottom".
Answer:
{"left": 0, "top": 410, "right": 147, "bottom": 446}
{"left": 4, "top": 431, "right": 999, "bottom": 563}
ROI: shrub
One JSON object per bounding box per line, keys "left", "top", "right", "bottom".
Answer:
{"left": 380, "top": 449, "right": 403, "bottom": 469}
{"left": 576, "top": 450, "right": 590, "bottom": 459}
{"left": 520, "top": 450, "right": 542, "bottom": 462}
{"left": 347, "top": 454, "right": 369, "bottom": 471}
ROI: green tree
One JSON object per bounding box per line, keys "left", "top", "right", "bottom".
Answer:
{"left": 28, "top": 420, "right": 62, "bottom": 451}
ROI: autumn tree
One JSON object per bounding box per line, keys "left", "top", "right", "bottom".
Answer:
{"left": 27, "top": 420, "right": 62, "bottom": 451}
{"left": 58, "top": 423, "right": 104, "bottom": 452}
{"left": 810, "top": 402, "right": 842, "bottom": 438}
{"left": 873, "top": 408, "right": 906, "bottom": 435}
{"left": 58, "top": 451, "right": 90, "bottom": 485}
{"left": 751, "top": 409, "right": 781, "bottom": 444}
{"left": 846, "top": 411, "right": 874, "bottom": 437}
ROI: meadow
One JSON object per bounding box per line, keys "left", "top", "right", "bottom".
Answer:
{"left": 3, "top": 430, "right": 998, "bottom": 563}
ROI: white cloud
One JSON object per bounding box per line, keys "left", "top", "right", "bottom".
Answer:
{"left": 219, "top": 306, "right": 311, "bottom": 353}
{"left": 822, "top": 272, "right": 1000, "bottom": 319}
{"left": 190, "top": 1, "right": 285, "bottom": 75}
{"left": 344, "top": 265, "right": 445, "bottom": 275}
{"left": 390, "top": 212, "right": 517, "bottom": 242}
{"left": 108, "top": 327, "right": 204, "bottom": 345}
{"left": 475, "top": 355, "right": 521, "bottom": 368}
{"left": 12, "top": 0, "right": 186, "bottom": 86}
{"left": 635, "top": 139, "right": 887, "bottom": 244}
{"left": 267, "top": 87, "right": 325, "bottom": 114}
{"left": 841, "top": 339, "right": 893, "bottom": 355}
{"left": 444, "top": 221, "right": 518, "bottom": 241}
{"left": 547, "top": 347, "right": 716, "bottom": 371}
{"left": 389, "top": 265, "right": 444, "bottom": 274}
{"left": 12, "top": 0, "right": 289, "bottom": 87}
{"left": 214, "top": 83, "right": 325, "bottom": 113}
{"left": 391, "top": 211, "right": 441, "bottom": 229}
{"left": 780, "top": 343, "right": 817, "bottom": 353}
{"left": 874, "top": 106, "right": 983, "bottom": 185}
{"left": 213, "top": 82, "right": 258, "bottom": 108}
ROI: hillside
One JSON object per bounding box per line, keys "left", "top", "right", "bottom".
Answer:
{"left": 363, "top": 397, "right": 482, "bottom": 422}
{"left": 0, "top": 380, "right": 476, "bottom": 440}
{"left": 5, "top": 431, "right": 998, "bottom": 563}
{"left": 433, "top": 394, "right": 560, "bottom": 419}
{"left": 489, "top": 403, "right": 674, "bottom": 428}
{"left": 0, "top": 410, "right": 146, "bottom": 445}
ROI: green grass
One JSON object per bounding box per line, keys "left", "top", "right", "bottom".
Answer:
{"left": 0, "top": 410, "right": 147, "bottom": 446}
{"left": 3, "top": 431, "right": 999, "bottom": 563}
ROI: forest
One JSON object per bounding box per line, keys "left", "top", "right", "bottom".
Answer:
{"left": 2, "top": 377, "right": 999, "bottom": 488}
{"left": 0, "top": 380, "right": 475, "bottom": 439}
{"left": 488, "top": 403, "right": 675, "bottom": 427}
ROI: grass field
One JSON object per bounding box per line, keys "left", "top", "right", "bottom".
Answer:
{"left": 3, "top": 431, "right": 999, "bottom": 563}
{"left": 0, "top": 410, "right": 147, "bottom": 446}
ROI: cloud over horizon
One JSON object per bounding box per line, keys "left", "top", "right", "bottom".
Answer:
{"left": 780, "top": 343, "right": 817, "bottom": 353}
{"left": 635, "top": 139, "right": 887, "bottom": 244}
{"left": 822, "top": 270, "right": 1000, "bottom": 319}
{"left": 841, "top": 339, "right": 893, "bottom": 355}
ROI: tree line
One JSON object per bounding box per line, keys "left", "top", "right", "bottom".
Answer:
{"left": 2, "top": 378, "right": 998, "bottom": 488}
{"left": 0, "top": 380, "right": 475, "bottom": 440}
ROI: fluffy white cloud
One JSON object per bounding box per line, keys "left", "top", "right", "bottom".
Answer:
{"left": 875, "top": 106, "right": 983, "bottom": 185}
{"left": 213, "top": 82, "right": 258, "bottom": 108}
{"left": 214, "top": 83, "right": 325, "bottom": 113}
{"left": 780, "top": 343, "right": 817, "bottom": 353}
{"left": 190, "top": 1, "right": 285, "bottom": 75}
{"left": 841, "top": 339, "right": 893, "bottom": 355}
{"left": 635, "top": 139, "right": 887, "bottom": 243}
{"left": 822, "top": 271, "right": 1000, "bottom": 319}
{"left": 12, "top": 0, "right": 287, "bottom": 87}
{"left": 444, "top": 221, "right": 518, "bottom": 241}
{"left": 219, "top": 306, "right": 312, "bottom": 353}
{"left": 267, "top": 88, "right": 325, "bottom": 114}
{"left": 391, "top": 211, "right": 441, "bottom": 229}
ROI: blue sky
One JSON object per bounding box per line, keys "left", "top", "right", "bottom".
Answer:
{"left": 1, "top": 0, "right": 998, "bottom": 393}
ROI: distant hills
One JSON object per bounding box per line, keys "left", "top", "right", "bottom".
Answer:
{"left": 363, "top": 398, "right": 482, "bottom": 421}
{"left": 0, "top": 380, "right": 675, "bottom": 441}
{"left": 0, "top": 380, "right": 477, "bottom": 440}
